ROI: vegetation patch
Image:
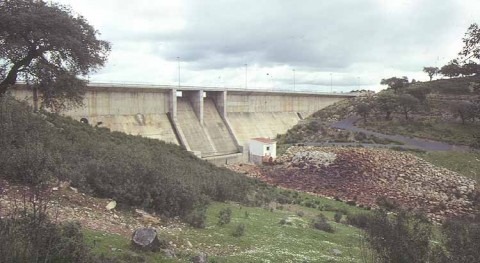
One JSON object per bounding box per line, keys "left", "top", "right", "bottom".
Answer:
{"left": 0, "top": 97, "right": 254, "bottom": 220}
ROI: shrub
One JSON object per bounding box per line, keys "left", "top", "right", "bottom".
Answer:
{"left": 376, "top": 196, "right": 399, "bottom": 211}
{"left": 296, "top": 211, "right": 305, "bottom": 217}
{"left": 434, "top": 217, "right": 480, "bottom": 263}
{"left": 217, "top": 208, "right": 232, "bottom": 226}
{"left": 0, "top": 215, "right": 105, "bottom": 263}
{"left": 232, "top": 224, "right": 245, "bottom": 237}
{"left": 334, "top": 212, "right": 342, "bottom": 223}
{"left": 279, "top": 218, "right": 287, "bottom": 225}
{"left": 185, "top": 206, "right": 207, "bottom": 229}
{"left": 346, "top": 213, "right": 370, "bottom": 229}
{"left": 312, "top": 214, "right": 334, "bottom": 233}
{"left": 365, "top": 211, "right": 431, "bottom": 263}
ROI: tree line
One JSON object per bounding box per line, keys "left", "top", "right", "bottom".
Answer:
{"left": 423, "top": 23, "right": 480, "bottom": 80}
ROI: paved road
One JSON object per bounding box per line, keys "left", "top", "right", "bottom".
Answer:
{"left": 331, "top": 116, "right": 470, "bottom": 152}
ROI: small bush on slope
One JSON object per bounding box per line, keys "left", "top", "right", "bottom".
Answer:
{"left": 0, "top": 96, "right": 253, "bottom": 218}
{"left": 0, "top": 215, "right": 108, "bottom": 263}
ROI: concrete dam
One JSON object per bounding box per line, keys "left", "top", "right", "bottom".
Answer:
{"left": 12, "top": 84, "right": 355, "bottom": 162}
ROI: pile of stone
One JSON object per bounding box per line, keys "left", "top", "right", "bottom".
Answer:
{"left": 226, "top": 163, "right": 263, "bottom": 178}
{"left": 263, "top": 146, "right": 477, "bottom": 221}
{"left": 278, "top": 146, "right": 337, "bottom": 169}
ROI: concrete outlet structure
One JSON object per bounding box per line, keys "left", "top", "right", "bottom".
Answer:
{"left": 11, "top": 83, "right": 356, "bottom": 164}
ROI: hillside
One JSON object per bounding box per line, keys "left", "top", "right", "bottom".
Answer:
{"left": 0, "top": 95, "right": 253, "bottom": 219}
{"left": 0, "top": 96, "right": 378, "bottom": 262}
{"left": 2, "top": 90, "right": 480, "bottom": 262}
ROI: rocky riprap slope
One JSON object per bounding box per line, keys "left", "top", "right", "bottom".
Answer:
{"left": 241, "top": 147, "right": 477, "bottom": 221}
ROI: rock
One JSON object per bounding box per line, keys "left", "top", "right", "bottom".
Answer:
{"left": 248, "top": 146, "right": 478, "bottom": 221}
{"left": 191, "top": 252, "right": 208, "bottom": 263}
{"left": 52, "top": 187, "right": 59, "bottom": 191}
{"left": 331, "top": 248, "right": 342, "bottom": 256}
{"left": 131, "top": 228, "right": 161, "bottom": 252}
{"left": 186, "top": 240, "right": 193, "bottom": 248}
{"left": 135, "top": 209, "right": 161, "bottom": 225}
{"left": 69, "top": 186, "right": 78, "bottom": 193}
{"left": 106, "top": 200, "right": 117, "bottom": 211}
{"left": 162, "top": 249, "right": 176, "bottom": 258}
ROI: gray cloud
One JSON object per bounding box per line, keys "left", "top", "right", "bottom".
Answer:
{"left": 155, "top": 0, "right": 464, "bottom": 72}
{"left": 55, "top": 0, "right": 480, "bottom": 91}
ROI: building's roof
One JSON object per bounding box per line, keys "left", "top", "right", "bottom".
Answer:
{"left": 251, "top": 137, "right": 276, "bottom": 144}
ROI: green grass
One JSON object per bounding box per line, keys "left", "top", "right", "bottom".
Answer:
{"left": 416, "top": 151, "right": 480, "bottom": 183}
{"left": 84, "top": 230, "right": 177, "bottom": 263}
{"left": 84, "top": 200, "right": 369, "bottom": 263}
{"left": 361, "top": 119, "right": 480, "bottom": 146}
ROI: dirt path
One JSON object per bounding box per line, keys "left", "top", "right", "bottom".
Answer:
{"left": 331, "top": 116, "right": 470, "bottom": 152}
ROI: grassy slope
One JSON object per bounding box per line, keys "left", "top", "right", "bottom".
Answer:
{"left": 360, "top": 76, "right": 480, "bottom": 145}
{"left": 359, "top": 119, "right": 480, "bottom": 146}
{"left": 86, "top": 201, "right": 367, "bottom": 263}
{"left": 415, "top": 151, "right": 480, "bottom": 183}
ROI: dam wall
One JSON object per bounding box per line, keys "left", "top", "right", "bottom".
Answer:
{"left": 10, "top": 84, "right": 355, "bottom": 161}
{"left": 225, "top": 91, "right": 346, "bottom": 146}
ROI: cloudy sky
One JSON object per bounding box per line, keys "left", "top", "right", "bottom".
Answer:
{"left": 56, "top": 0, "right": 480, "bottom": 92}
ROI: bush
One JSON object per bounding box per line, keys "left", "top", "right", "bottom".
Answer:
{"left": 296, "top": 211, "right": 305, "bottom": 217}
{"left": 0, "top": 215, "right": 106, "bottom": 263}
{"left": 346, "top": 213, "right": 370, "bottom": 229}
{"left": 434, "top": 217, "right": 480, "bottom": 263}
{"left": 365, "top": 211, "right": 431, "bottom": 263}
{"left": 334, "top": 212, "right": 342, "bottom": 223}
{"left": 312, "top": 214, "right": 334, "bottom": 233}
{"left": 376, "top": 196, "right": 399, "bottom": 211}
{"left": 185, "top": 206, "right": 207, "bottom": 228}
{"left": 217, "top": 208, "right": 232, "bottom": 226}
{"left": 232, "top": 224, "right": 245, "bottom": 237}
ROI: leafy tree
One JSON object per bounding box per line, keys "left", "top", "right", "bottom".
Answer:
{"left": 459, "top": 23, "right": 480, "bottom": 62}
{"left": 423, "top": 67, "right": 439, "bottom": 81}
{"left": 355, "top": 102, "right": 372, "bottom": 123}
{"left": 375, "top": 92, "right": 398, "bottom": 120}
{"left": 439, "top": 60, "right": 462, "bottom": 78}
{"left": 461, "top": 62, "right": 480, "bottom": 76}
{"left": 406, "top": 86, "right": 431, "bottom": 104}
{"left": 380, "top": 77, "right": 409, "bottom": 94}
{"left": 0, "top": 0, "right": 110, "bottom": 110}
{"left": 396, "top": 94, "right": 419, "bottom": 120}
{"left": 450, "top": 101, "right": 477, "bottom": 124}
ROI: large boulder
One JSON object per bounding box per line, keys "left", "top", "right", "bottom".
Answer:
{"left": 131, "top": 228, "right": 163, "bottom": 252}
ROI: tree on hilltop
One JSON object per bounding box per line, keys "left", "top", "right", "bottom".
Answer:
{"left": 0, "top": 0, "right": 110, "bottom": 111}
{"left": 461, "top": 62, "right": 480, "bottom": 76}
{"left": 380, "top": 77, "right": 409, "bottom": 94}
{"left": 439, "top": 60, "right": 462, "bottom": 78}
{"left": 423, "top": 67, "right": 439, "bottom": 81}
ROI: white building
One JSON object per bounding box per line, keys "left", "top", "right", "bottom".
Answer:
{"left": 248, "top": 138, "right": 276, "bottom": 164}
